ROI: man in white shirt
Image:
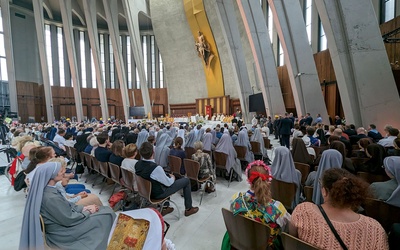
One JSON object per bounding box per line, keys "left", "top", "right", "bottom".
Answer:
{"left": 378, "top": 128, "right": 399, "bottom": 147}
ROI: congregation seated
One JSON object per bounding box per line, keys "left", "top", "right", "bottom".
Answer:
{"left": 356, "top": 144, "right": 386, "bottom": 175}
{"left": 270, "top": 146, "right": 301, "bottom": 208}
{"left": 370, "top": 156, "right": 400, "bottom": 207}
{"left": 53, "top": 128, "right": 66, "bottom": 151}
{"left": 121, "top": 143, "right": 139, "bottom": 173}
{"left": 354, "top": 137, "right": 373, "bottom": 158}
{"left": 94, "top": 132, "right": 112, "bottom": 162}
{"left": 135, "top": 142, "right": 199, "bottom": 217}
{"left": 228, "top": 160, "right": 291, "bottom": 249}
{"left": 109, "top": 139, "right": 125, "bottom": 166}
{"left": 333, "top": 128, "right": 353, "bottom": 157}
{"left": 20, "top": 163, "right": 116, "bottom": 250}
{"left": 234, "top": 129, "right": 254, "bottom": 163}
{"left": 290, "top": 168, "right": 388, "bottom": 249}
{"left": 169, "top": 137, "right": 186, "bottom": 175}
{"left": 291, "top": 138, "right": 313, "bottom": 166}
{"left": 191, "top": 141, "right": 215, "bottom": 193}
{"left": 215, "top": 133, "right": 242, "bottom": 181}
{"left": 349, "top": 127, "right": 371, "bottom": 145}
{"left": 368, "top": 124, "right": 383, "bottom": 142}
{"left": 329, "top": 141, "right": 355, "bottom": 173}
{"left": 378, "top": 127, "right": 399, "bottom": 148}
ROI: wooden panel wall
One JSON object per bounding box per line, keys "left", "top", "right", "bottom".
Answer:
{"left": 169, "top": 103, "right": 196, "bottom": 117}
{"left": 16, "top": 82, "right": 168, "bottom": 123}
{"left": 196, "top": 95, "right": 230, "bottom": 116}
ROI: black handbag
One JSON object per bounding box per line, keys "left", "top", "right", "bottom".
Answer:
{"left": 14, "top": 171, "right": 27, "bottom": 191}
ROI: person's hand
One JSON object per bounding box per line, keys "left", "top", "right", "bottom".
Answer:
{"left": 83, "top": 205, "right": 99, "bottom": 214}
{"left": 169, "top": 174, "right": 175, "bottom": 181}
{"left": 79, "top": 191, "right": 88, "bottom": 198}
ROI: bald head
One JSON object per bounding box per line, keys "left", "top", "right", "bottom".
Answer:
{"left": 357, "top": 127, "right": 366, "bottom": 135}
{"left": 333, "top": 128, "right": 343, "bottom": 137}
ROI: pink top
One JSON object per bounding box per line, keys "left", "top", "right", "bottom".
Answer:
{"left": 291, "top": 202, "right": 388, "bottom": 250}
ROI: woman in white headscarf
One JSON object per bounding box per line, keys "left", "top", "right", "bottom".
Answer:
{"left": 19, "top": 162, "right": 115, "bottom": 250}
{"left": 235, "top": 129, "right": 254, "bottom": 163}
{"left": 306, "top": 149, "right": 343, "bottom": 204}
{"left": 370, "top": 156, "right": 400, "bottom": 207}
{"left": 251, "top": 128, "right": 268, "bottom": 158}
{"left": 136, "top": 129, "right": 149, "bottom": 149}
{"left": 155, "top": 133, "right": 173, "bottom": 168}
{"left": 215, "top": 134, "right": 242, "bottom": 181}
{"left": 270, "top": 146, "right": 302, "bottom": 208}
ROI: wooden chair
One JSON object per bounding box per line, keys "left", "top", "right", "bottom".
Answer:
{"left": 294, "top": 162, "right": 310, "bottom": 185}
{"left": 270, "top": 179, "right": 296, "bottom": 210}
{"left": 108, "top": 162, "right": 121, "bottom": 197}
{"left": 363, "top": 198, "right": 400, "bottom": 232}
{"left": 303, "top": 186, "right": 314, "bottom": 203}
{"left": 184, "top": 159, "right": 215, "bottom": 205}
{"left": 221, "top": 208, "right": 271, "bottom": 250}
{"left": 234, "top": 145, "right": 247, "bottom": 162}
{"left": 68, "top": 146, "right": 78, "bottom": 170}
{"left": 281, "top": 232, "right": 320, "bottom": 250}
{"left": 250, "top": 141, "right": 263, "bottom": 160}
{"left": 168, "top": 155, "right": 182, "bottom": 177}
{"left": 311, "top": 146, "right": 323, "bottom": 158}
{"left": 82, "top": 153, "right": 97, "bottom": 183}
{"left": 263, "top": 137, "right": 272, "bottom": 150}
{"left": 120, "top": 168, "right": 136, "bottom": 192}
{"left": 356, "top": 172, "right": 390, "bottom": 184}
{"left": 350, "top": 157, "right": 369, "bottom": 167}
{"left": 39, "top": 214, "right": 54, "bottom": 250}
{"left": 185, "top": 147, "right": 196, "bottom": 159}
{"left": 98, "top": 161, "right": 111, "bottom": 194}
{"left": 135, "top": 175, "right": 180, "bottom": 219}
{"left": 214, "top": 151, "right": 233, "bottom": 187}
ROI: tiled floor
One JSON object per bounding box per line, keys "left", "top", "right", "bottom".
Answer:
{"left": 0, "top": 136, "right": 279, "bottom": 250}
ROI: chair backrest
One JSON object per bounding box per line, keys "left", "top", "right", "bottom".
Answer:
{"left": 39, "top": 214, "right": 52, "bottom": 249}
{"left": 69, "top": 147, "right": 78, "bottom": 162}
{"left": 356, "top": 172, "right": 390, "bottom": 184}
{"left": 234, "top": 145, "right": 247, "bottom": 160}
{"left": 221, "top": 208, "right": 271, "bottom": 250}
{"left": 64, "top": 145, "right": 72, "bottom": 158}
{"left": 270, "top": 179, "right": 297, "bottom": 210}
{"left": 168, "top": 155, "right": 182, "bottom": 176}
{"left": 214, "top": 151, "right": 228, "bottom": 169}
{"left": 363, "top": 198, "right": 400, "bottom": 231}
{"left": 79, "top": 152, "right": 86, "bottom": 167}
{"left": 120, "top": 168, "right": 135, "bottom": 191}
{"left": 350, "top": 157, "right": 369, "bottom": 167}
{"left": 91, "top": 155, "right": 100, "bottom": 172}
{"left": 311, "top": 146, "right": 323, "bottom": 157}
{"left": 263, "top": 137, "right": 271, "bottom": 149}
{"left": 281, "top": 232, "right": 320, "bottom": 250}
{"left": 294, "top": 162, "right": 310, "bottom": 185}
{"left": 183, "top": 159, "right": 200, "bottom": 181}
{"left": 99, "top": 161, "right": 109, "bottom": 177}
{"left": 185, "top": 147, "right": 196, "bottom": 159}
{"left": 108, "top": 162, "right": 121, "bottom": 184}
{"left": 135, "top": 175, "right": 152, "bottom": 202}
{"left": 82, "top": 153, "right": 93, "bottom": 170}
{"left": 303, "top": 186, "right": 314, "bottom": 203}
{"left": 250, "top": 141, "right": 261, "bottom": 155}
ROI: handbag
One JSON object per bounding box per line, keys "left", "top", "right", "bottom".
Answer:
{"left": 75, "top": 164, "right": 84, "bottom": 174}
{"left": 317, "top": 205, "right": 348, "bottom": 250}
{"left": 14, "top": 171, "right": 27, "bottom": 191}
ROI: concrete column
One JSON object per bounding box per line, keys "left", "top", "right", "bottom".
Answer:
{"left": 214, "top": 0, "right": 252, "bottom": 122}
{"left": 59, "top": 0, "right": 84, "bottom": 122}
{"left": 236, "top": 0, "right": 286, "bottom": 117}
{"left": 315, "top": 0, "right": 400, "bottom": 129}
{"left": 82, "top": 0, "right": 109, "bottom": 121}
{"left": 0, "top": 0, "right": 17, "bottom": 113}
{"left": 103, "top": 0, "right": 130, "bottom": 122}
{"left": 269, "top": 0, "right": 329, "bottom": 123}
{"left": 32, "top": 0, "right": 54, "bottom": 123}
{"left": 122, "top": 0, "right": 152, "bottom": 117}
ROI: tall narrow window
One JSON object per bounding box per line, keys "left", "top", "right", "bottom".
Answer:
{"left": 57, "top": 27, "right": 65, "bottom": 87}
{"left": 159, "top": 54, "right": 164, "bottom": 88}
{"left": 382, "top": 0, "right": 396, "bottom": 23}
{"left": 267, "top": 6, "right": 273, "bottom": 42}
{"left": 304, "top": 0, "right": 312, "bottom": 44}
{"left": 109, "top": 37, "right": 115, "bottom": 89}
{"left": 142, "top": 36, "right": 148, "bottom": 83}
{"left": 136, "top": 68, "right": 140, "bottom": 89}
{"left": 318, "top": 19, "right": 327, "bottom": 51}
{"left": 100, "top": 34, "right": 105, "bottom": 83}
{"left": 0, "top": 8, "right": 7, "bottom": 82}
{"left": 45, "top": 24, "right": 53, "bottom": 86}
{"left": 79, "top": 31, "right": 86, "bottom": 88}
{"left": 90, "top": 50, "right": 96, "bottom": 88}
{"left": 151, "top": 36, "right": 156, "bottom": 88}
{"left": 278, "top": 40, "right": 284, "bottom": 66}
{"left": 127, "top": 36, "right": 132, "bottom": 89}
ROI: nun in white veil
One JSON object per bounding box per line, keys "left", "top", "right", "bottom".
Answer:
{"left": 270, "top": 146, "right": 302, "bottom": 208}
{"left": 251, "top": 128, "right": 268, "bottom": 158}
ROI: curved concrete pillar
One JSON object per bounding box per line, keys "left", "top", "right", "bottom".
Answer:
{"left": 315, "top": 0, "right": 400, "bottom": 129}
{"left": 236, "top": 0, "right": 286, "bottom": 117}
{"left": 269, "top": 0, "right": 329, "bottom": 123}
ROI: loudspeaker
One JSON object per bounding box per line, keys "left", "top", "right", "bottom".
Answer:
{"left": 129, "top": 106, "right": 145, "bottom": 117}
{"left": 249, "top": 93, "right": 265, "bottom": 112}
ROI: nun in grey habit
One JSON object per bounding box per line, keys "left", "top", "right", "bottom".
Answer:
{"left": 270, "top": 146, "right": 302, "bottom": 208}
{"left": 155, "top": 133, "right": 173, "bottom": 168}
{"left": 136, "top": 129, "right": 149, "bottom": 149}
{"left": 215, "top": 133, "right": 243, "bottom": 181}
{"left": 235, "top": 129, "right": 255, "bottom": 163}
{"left": 19, "top": 162, "right": 115, "bottom": 250}
{"left": 307, "top": 149, "right": 343, "bottom": 205}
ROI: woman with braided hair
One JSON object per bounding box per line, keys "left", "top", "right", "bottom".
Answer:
{"left": 226, "top": 160, "right": 291, "bottom": 248}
